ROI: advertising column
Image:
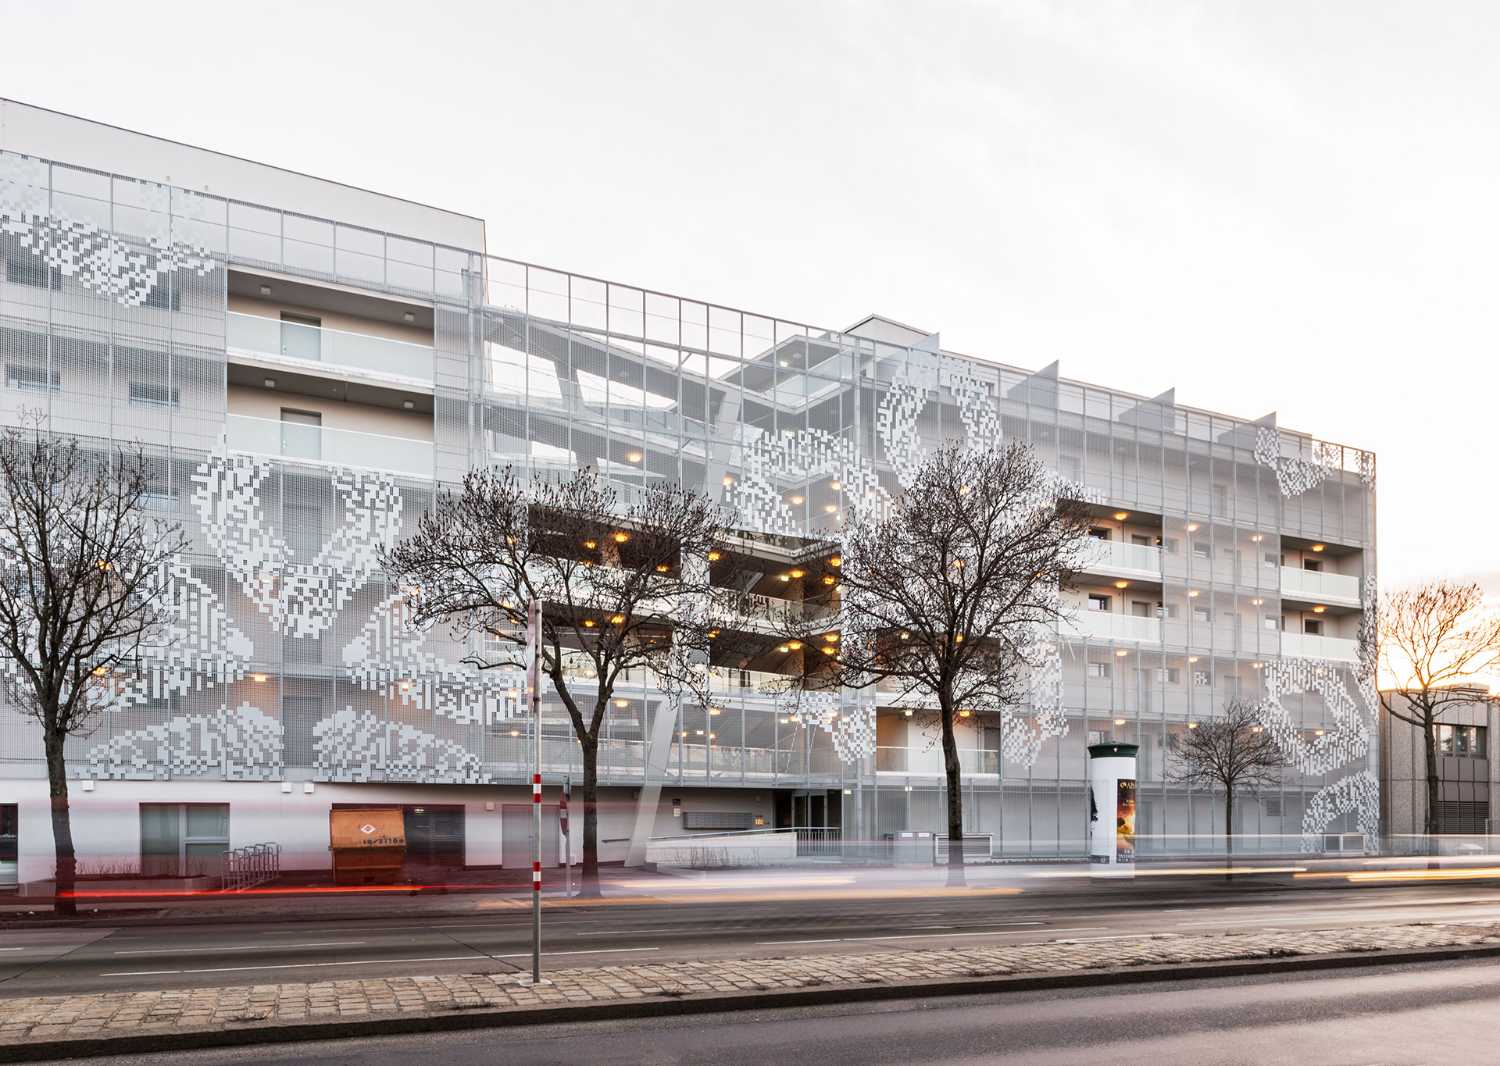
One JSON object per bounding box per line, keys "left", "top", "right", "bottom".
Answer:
{"left": 1088, "top": 742, "right": 1139, "bottom": 878}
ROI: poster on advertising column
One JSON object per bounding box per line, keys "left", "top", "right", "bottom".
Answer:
{"left": 1116, "top": 778, "right": 1137, "bottom": 863}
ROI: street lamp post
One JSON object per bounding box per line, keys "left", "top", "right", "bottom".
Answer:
{"left": 527, "top": 598, "right": 543, "bottom": 984}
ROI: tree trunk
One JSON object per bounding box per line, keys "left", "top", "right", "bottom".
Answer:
{"left": 579, "top": 734, "right": 600, "bottom": 898}
{"left": 1223, "top": 784, "right": 1234, "bottom": 884}
{"left": 939, "top": 698, "right": 965, "bottom": 887}
{"left": 44, "top": 730, "right": 76, "bottom": 917}
{"left": 1424, "top": 718, "right": 1441, "bottom": 865}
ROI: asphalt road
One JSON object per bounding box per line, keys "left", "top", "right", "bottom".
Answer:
{"left": 7, "top": 870, "right": 1500, "bottom": 996}
{"left": 34, "top": 957, "right": 1500, "bottom": 1065}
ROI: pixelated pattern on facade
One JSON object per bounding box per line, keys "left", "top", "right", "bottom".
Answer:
{"left": 343, "top": 593, "right": 524, "bottom": 725}
{"left": 83, "top": 703, "right": 284, "bottom": 781}
{"left": 1254, "top": 427, "right": 1344, "bottom": 498}
{"left": 313, "top": 707, "right": 490, "bottom": 783}
{"left": 0, "top": 152, "right": 217, "bottom": 308}
{"left": 1301, "top": 769, "right": 1380, "bottom": 851}
{"left": 191, "top": 443, "right": 403, "bottom": 638}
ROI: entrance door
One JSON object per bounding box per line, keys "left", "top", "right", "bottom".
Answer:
{"left": 403, "top": 805, "right": 465, "bottom": 868}
{"left": 501, "top": 804, "right": 560, "bottom": 869}
{"left": 0, "top": 805, "right": 16, "bottom": 889}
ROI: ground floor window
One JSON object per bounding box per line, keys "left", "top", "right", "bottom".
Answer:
{"left": 0, "top": 804, "right": 16, "bottom": 888}
{"left": 140, "top": 804, "right": 229, "bottom": 877}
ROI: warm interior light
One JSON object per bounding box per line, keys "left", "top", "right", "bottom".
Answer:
{"left": 822, "top": 575, "right": 836, "bottom": 585}
{"left": 1115, "top": 649, "right": 1128, "bottom": 657}
{"left": 611, "top": 614, "right": 625, "bottom": 625}
{"left": 824, "top": 633, "right": 839, "bottom": 642}
{"left": 655, "top": 563, "right": 670, "bottom": 573}
{"left": 708, "top": 629, "right": 720, "bottom": 639}
{"left": 707, "top": 550, "right": 722, "bottom": 562}
{"left": 824, "top": 504, "right": 838, "bottom": 513}
{"left": 1250, "top": 534, "right": 1264, "bottom": 543}
{"left": 1113, "top": 717, "right": 1126, "bottom": 725}
{"left": 1251, "top": 598, "right": 1264, "bottom": 606}
{"left": 1251, "top": 724, "right": 1264, "bottom": 733}
{"left": 583, "top": 539, "right": 598, "bottom": 550}
{"left": 510, "top": 729, "right": 520, "bottom": 737}
{"left": 1113, "top": 511, "right": 1129, "bottom": 521}
{"left": 1114, "top": 580, "right": 1128, "bottom": 589}
{"left": 252, "top": 673, "right": 268, "bottom": 683}
{"left": 821, "top": 645, "right": 835, "bottom": 655}
{"left": 789, "top": 495, "right": 804, "bottom": 505}
{"left": 1311, "top": 543, "right": 1326, "bottom": 552}
{"left": 626, "top": 450, "right": 642, "bottom": 463}
{"left": 1188, "top": 590, "right": 1200, "bottom": 598}
{"left": 904, "top": 709, "right": 913, "bottom": 717}
{"left": 709, "top": 707, "right": 721, "bottom": 716}
{"left": 829, "top": 556, "right": 842, "bottom": 567}
{"left": 613, "top": 531, "right": 630, "bottom": 544}
{"left": 722, "top": 475, "right": 734, "bottom": 487}
{"left": 1186, "top": 522, "right": 1199, "bottom": 532}
{"left": 1187, "top": 656, "right": 1199, "bottom": 663}
{"left": 1313, "top": 605, "right": 1326, "bottom": 613}
{"left": 790, "top": 569, "right": 805, "bottom": 579}
{"left": 959, "top": 709, "right": 971, "bottom": 718}
{"left": 1188, "top": 721, "right": 1199, "bottom": 730}
{"left": 778, "top": 574, "right": 792, "bottom": 582}
{"left": 900, "top": 631, "right": 910, "bottom": 640}
{"left": 955, "top": 634, "right": 965, "bottom": 643}
{"left": 788, "top": 640, "right": 803, "bottom": 650}
{"left": 582, "top": 619, "right": 597, "bottom": 628}
{"left": 830, "top": 480, "right": 842, "bottom": 491}
{"left": 1252, "top": 661, "right": 1264, "bottom": 669}
{"left": 1314, "top": 728, "right": 1325, "bottom": 736}
{"left": 614, "top": 698, "right": 629, "bottom": 708}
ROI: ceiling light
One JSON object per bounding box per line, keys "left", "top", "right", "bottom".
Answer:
{"left": 614, "top": 698, "right": 629, "bottom": 708}
{"left": 1311, "top": 543, "right": 1326, "bottom": 552}
{"left": 263, "top": 377, "right": 276, "bottom": 389}
{"left": 829, "top": 556, "right": 842, "bottom": 567}
{"left": 778, "top": 574, "right": 791, "bottom": 582}
{"left": 821, "top": 645, "right": 835, "bottom": 655}
{"left": 777, "top": 645, "right": 790, "bottom": 654}
{"left": 789, "top": 494, "right": 804, "bottom": 505}
{"left": 1251, "top": 724, "right": 1263, "bottom": 733}
{"left": 613, "top": 531, "right": 630, "bottom": 543}
{"left": 1186, "top": 522, "right": 1199, "bottom": 532}
{"left": 402, "top": 400, "right": 415, "bottom": 410}
{"left": 403, "top": 311, "right": 415, "bottom": 323}
{"left": 824, "top": 504, "right": 838, "bottom": 514}
{"left": 1188, "top": 721, "right": 1198, "bottom": 730}
{"left": 251, "top": 673, "right": 268, "bottom": 683}
{"left": 722, "top": 475, "right": 734, "bottom": 487}
{"left": 1250, "top": 534, "right": 1264, "bottom": 543}
{"left": 824, "top": 633, "right": 839, "bottom": 642}
{"left": 510, "top": 729, "right": 520, "bottom": 737}
{"left": 709, "top": 707, "right": 721, "bottom": 716}
{"left": 582, "top": 619, "right": 596, "bottom": 628}
{"left": 830, "top": 480, "right": 841, "bottom": 491}
{"left": 1113, "top": 718, "right": 1126, "bottom": 726}
{"left": 904, "top": 709, "right": 913, "bottom": 717}
{"left": 1188, "top": 590, "right": 1200, "bottom": 598}
{"left": 959, "top": 709, "right": 971, "bottom": 718}
{"left": 583, "top": 539, "right": 598, "bottom": 549}
{"left": 790, "top": 569, "right": 805, "bottom": 579}
{"left": 1313, "top": 605, "right": 1326, "bottom": 613}
{"left": 1113, "top": 511, "right": 1129, "bottom": 521}
{"left": 1115, "top": 649, "right": 1128, "bottom": 657}
{"left": 822, "top": 575, "right": 836, "bottom": 585}
{"left": 610, "top": 614, "right": 625, "bottom": 625}
{"left": 1251, "top": 598, "right": 1264, "bottom": 606}
{"left": 707, "top": 550, "right": 722, "bottom": 562}
{"left": 1114, "top": 580, "right": 1128, "bottom": 589}
{"left": 626, "top": 450, "right": 642, "bottom": 463}
{"left": 1187, "top": 656, "right": 1199, "bottom": 663}
{"left": 258, "top": 284, "right": 272, "bottom": 296}
{"left": 655, "top": 563, "right": 670, "bottom": 573}
{"left": 788, "top": 641, "right": 803, "bottom": 650}
{"left": 779, "top": 359, "right": 789, "bottom": 368}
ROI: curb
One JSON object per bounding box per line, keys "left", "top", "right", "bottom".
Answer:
{"left": 5, "top": 940, "right": 1500, "bottom": 1062}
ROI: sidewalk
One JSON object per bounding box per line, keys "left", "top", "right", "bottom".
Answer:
{"left": 4, "top": 919, "right": 1500, "bottom": 1061}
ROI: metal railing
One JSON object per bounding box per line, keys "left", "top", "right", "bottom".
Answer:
{"left": 221, "top": 843, "right": 280, "bottom": 891}
{"left": 1280, "top": 566, "right": 1362, "bottom": 604}
{"left": 794, "top": 826, "right": 844, "bottom": 859}
{"left": 225, "top": 413, "right": 434, "bottom": 477}
{"left": 227, "top": 312, "right": 435, "bottom": 383}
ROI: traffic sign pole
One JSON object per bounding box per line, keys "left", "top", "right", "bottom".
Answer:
{"left": 527, "top": 599, "right": 543, "bottom": 984}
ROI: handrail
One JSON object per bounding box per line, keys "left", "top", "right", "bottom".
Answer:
{"left": 222, "top": 842, "right": 280, "bottom": 891}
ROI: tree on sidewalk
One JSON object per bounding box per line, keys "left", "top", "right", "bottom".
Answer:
{"left": 1377, "top": 580, "right": 1500, "bottom": 839}
{"left": 773, "top": 443, "right": 1091, "bottom": 884}
{"left": 380, "top": 465, "right": 730, "bottom": 897}
{"left": 1167, "top": 700, "right": 1285, "bottom": 869}
{"left": 0, "top": 422, "right": 186, "bottom": 914}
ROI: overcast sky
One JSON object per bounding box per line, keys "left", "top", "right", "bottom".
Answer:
{"left": 2, "top": 0, "right": 1494, "bottom": 591}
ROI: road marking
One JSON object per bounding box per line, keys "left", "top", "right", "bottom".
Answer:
{"left": 111, "top": 941, "right": 367, "bottom": 956}
{"left": 756, "top": 938, "right": 844, "bottom": 945}
{"left": 103, "top": 955, "right": 488, "bottom": 977}
{"left": 756, "top": 926, "right": 1089, "bottom": 947}
{"left": 1057, "top": 933, "right": 1175, "bottom": 943}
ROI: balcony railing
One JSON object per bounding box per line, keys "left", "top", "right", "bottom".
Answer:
{"left": 1280, "top": 566, "right": 1362, "bottom": 605}
{"left": 1280, "top": 631, "right": 1360, "bottom": 662}
{"left": 225, "top": 413, "right": 433, "bottom": 477}
{"left": 875, "top": 746, "right": 1000, "bottom": 775}
{"left": 227, "top": 312, "right": 434, "bottom": 384}
{"left": 1081, "top": 539, "right": 1162, "bottom": 576}
{"left": 1068, "top": 610, "right": 1162, "bottom": 644}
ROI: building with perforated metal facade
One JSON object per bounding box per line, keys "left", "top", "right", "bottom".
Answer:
{"left": 0, "top": 100, "right": 1378, "bottom": 887}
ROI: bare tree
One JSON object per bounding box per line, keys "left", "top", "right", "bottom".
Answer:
{"left": 775, "top": 443, "right": 1091, "bottom": 883}
{"left": 381, "top": 465, "right": 729, "bottom": 896}
{"left": 1378, "top": 581, "right": 1500, "bottom": 839}
{"left": 0, "top": 423, "right": 186, "bottom": 914}
{"left": 1167, "top": 700, "right": 1286, "bottom": 867}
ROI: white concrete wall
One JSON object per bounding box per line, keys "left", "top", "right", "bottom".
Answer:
{"left": 227, "top": 384, "right": 433, "bottom": 441}
{"left": 228, "top": 295, "right": 434, "bottom": 347}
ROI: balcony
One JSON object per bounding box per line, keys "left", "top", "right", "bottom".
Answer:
{"left": 1068, "top": 610, "right": 1161, "bottom": 645}
{"left": 226, "top": 312, "right": 434, "bottom": 386}
{"left": 1280, "top": 631, "right": 1360, "bottom": 662}
{"left": 225, "top": 413, "right": 433, "bottom": 478}
{"left": 1280, "top": 566, "right": 1362, "bottom": 606}
{"left": 1081, "top": 538, "right": 1162, "bottom": 579}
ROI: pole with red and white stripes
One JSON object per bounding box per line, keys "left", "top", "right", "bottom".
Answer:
{"left": 527, "top": 598, "right": 543, "bottom": 984}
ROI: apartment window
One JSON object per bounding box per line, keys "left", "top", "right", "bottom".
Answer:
{"left": 1193, "top": 606, "right": 1211, "bottom": 623}
{"left": 1262, "top": 795, "right": 1283, "bottom": 818}
{"left": 1131, "top": 534, "right": 1152, "bottom": 547}
{"left": 1087, "top": 594, "right": 1111, "bottom": 612}
{"left": 1131, "top": 601, "right": 1154, "bottom": 618}
{"left": 1193, "top": 671, "right": 1211, "bottom": 687}
{"left": 128, "top": 381, "right": 180, "bottom": 408}
{"left": 280, "top": 312, "right": 323, "bottom": 359}
{"left": 1438, "top": 724, "right": 1488, "bottom": 758}
{"left": 6, "top": 364, "right": 59, "bottom": 392}
{"left": 1191, "top": 542, "right": 1212, "bottom": 560}
{"left": 1088, "top": 526, "right": 1111, "bottom": 541}
{"left": 1162, "top": 537, "right": 1180, "bottom": 554}
{"left": 1264, "top": 616, "right": 1280, "bottom": 631}
{"left": 1087, "top": 661, "right": 1110, "bottom": 679}
{"left": 1154, "top": 667, "right": 1180, "bottom": 684}
{"left": 1264, "top": 552, "right": 1280, "bottom": 569}
{"left": 1303, "top": 558, "right": 1323, "bottom": 573}
{"left": 1158, "top": 603, "right": 1179, "bottom": 619}
{"left": 280, "top": 408, "right": 322, "bottom": 461}
{"left": 1304, "top": 618, "right": 1323, "bottom": 635}
{"left": 140, "top": 803, "right": 229, "bottom": 877}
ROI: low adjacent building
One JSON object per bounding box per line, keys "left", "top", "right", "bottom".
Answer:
{"left": 1379, "top": 687, "right": 1497, "bottom": 840}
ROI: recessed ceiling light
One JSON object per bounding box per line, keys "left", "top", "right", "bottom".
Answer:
{"left": 258, "top": 284, "right": 271, "bottom": 297}
{"left": 402, "top": 311, "right": 415, "bottom": 323}
{"left": 402, "top": 400, "right": 414, "bottom": 410}
{"left": 263, "top": 378, "right": 276, "bottom": 389}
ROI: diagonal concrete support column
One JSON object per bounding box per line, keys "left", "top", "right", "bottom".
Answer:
{"left": 624, "top": 694, "right": 681, "bottom": 867}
